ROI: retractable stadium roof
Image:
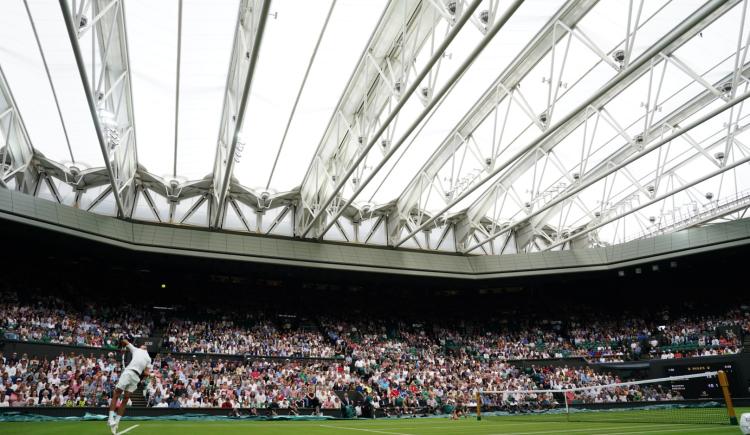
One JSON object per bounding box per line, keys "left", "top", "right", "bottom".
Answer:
{"left": 1, "top": 0, "right": 749, "bottom": 255}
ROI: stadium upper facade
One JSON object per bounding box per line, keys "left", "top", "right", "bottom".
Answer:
{"left": 1, "top": 0, "right": 749, "bottom": 255}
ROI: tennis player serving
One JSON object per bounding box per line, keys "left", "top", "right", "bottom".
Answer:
{"left": 108, "top": 337, "right": 151, "bottom": 434}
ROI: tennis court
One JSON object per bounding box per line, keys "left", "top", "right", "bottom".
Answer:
{"left": 2, "top": 409, "right": 748, "bottom": 435}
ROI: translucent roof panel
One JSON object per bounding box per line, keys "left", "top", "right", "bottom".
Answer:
{"left": 126, "top": 0, "right": 179, "bottom": 179}
{"left": 364, "top": 1, "right": 567, "bottom": 206}
{"left": 0, "top": 0, "right": 104, "bottom": 168}
{"left": 175, "top": 0, "right": 239, "bottom": 180}
{"left": 234, "top": 0, "right": 387, "bottom": 193}
{"left": 2, "top": 0, "right": 749, "bottom": 254}
{"left": 126, "top": 0, "right": 237, "bottom": 181}
{"left": 469, "top": 0, "right": 748, "bottom": 238}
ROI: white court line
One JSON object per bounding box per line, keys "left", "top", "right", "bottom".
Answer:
{"left": 483, "top": 425, "right": 669, "bottom": 435}
{"left": 314, "top": 421, "right": 558, "bottom": 431}
{"left": 423, "top": 422, "right": 670, "bottom": 432}
{"left": 489, "top": 424, "right": 727, "bottom": 435}
{"left": 116, "top": 424, "right": 140, "bottom": 435}
{"left": 318, "top": 424, "right": 415, "bottom": 435}
{"left": 316, "top": 423, "right": 670, "bottom": 435}
{"left": 586, "top": 426, "right": 732, "bottom": 435}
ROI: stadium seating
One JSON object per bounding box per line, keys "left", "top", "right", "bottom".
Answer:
{"left": 1, "top": 292, "right": 746, "bottom": 361}
{"left": 0, "top": 350, "right": 690, "bottom": 411}
{"left": 1, "top": 289, "right": 747, "bottom": 411}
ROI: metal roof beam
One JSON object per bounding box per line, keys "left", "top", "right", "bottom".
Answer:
{"left": 296, "top": 0, "right": 461, "bottom": 238}
{"left": 0, "top": 65, "right": 37, "bottom": 193}
{"left": 59, "top": 0, "right": 140, "bottom": 218}
{"left": 545, "top": 147, "right": 750, "bottom": 251}
{"left": 210, "top": 0, "right": 271, "bottom": 228}
{"left": 391, "top": 0, "right": 599, "bottom": 245}
{"left": 457, "top": 1, "right": 741, "bottom": 250}
{"left": 585, "top": 121, "right": 750, "bottom": 243}
{"left": 462, "top": 60, "right": 750, "bottom": 253}
{"left": 395, "top": 0, "right": 738, "bottom": 247}
{"left": 316, "top": 0, "right": 524, "bottom": 241}
{"left": 463, "top": 88, "right": 750, "bottom": 253}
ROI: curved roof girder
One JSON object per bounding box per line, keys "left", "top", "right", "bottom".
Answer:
{"left": 466, "top": 88, "right": 750, "bottom": 254}
{"left": 0, "top": 64, "right": 36, "bottom": 193}
{"left": 210, "top": 0, "right": 271, "bottom": 229}
{"left": 296, "top": 0, "right": 477, "bottom": 238}
{"left": 3, "top": 0, "right": 750, "bottom": 255}
{"left": 579, "top": 119, "right": 750, "bottom": 246}
{"left": 390, "top": 0, "right": 600, "bottom": 245}
{"left": 316, "top": 0, "right": 525, "bottom": 242}
{"left": 545, "top": 130, "right": 750, "bottom": 251}
{"left": 395, "top": 0, "right": 739, "bottom": 248}
{"left": 59, "top": 0, "right": 140, "bottom": 218}
{"left": 463, "top": 61, "right": 750, "bottom": 253}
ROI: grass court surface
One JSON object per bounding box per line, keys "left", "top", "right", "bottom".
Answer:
{"left": 1, "top": 412, "right": 748, "bottom": 435}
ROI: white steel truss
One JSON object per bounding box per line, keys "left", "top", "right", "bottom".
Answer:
{"left": 296, "top": 0, "right": 488, "bottom": 238}
{"left": 60, "top": 0, "right": 139, "bottom": 218}
{"left": 315, "top": 0, "right": 525, "bottom": 241}
{"left": 210, "top": 0, "right": 270, "bottom": 228}
{"left": 390, "top": 0, "right": 599, "bottom": 247}
{"left": 394, "top": 0, "right": 741, "bottom": 248}
{"left": 464, "top": 59, "right": 750, "bottom": 254}
{"left": 1, "top": 0, "right": 748, "bottom": 256}
{"left": 0, "top": 65, "right": 35, "bottom": 193}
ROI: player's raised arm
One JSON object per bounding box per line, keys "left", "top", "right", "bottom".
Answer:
{"left": 119, "top": 336, "right": 135, "bottom": 351}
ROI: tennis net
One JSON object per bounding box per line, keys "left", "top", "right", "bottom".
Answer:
{"left": 477, "top": 370, "right": 738, "bottom": 425}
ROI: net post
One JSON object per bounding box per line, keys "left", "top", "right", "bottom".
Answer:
{"left": 475, "top": 391, "right": 482, "bottom": 421}
{"left": 717, "top": 370, "right": 738, "bottom": 425}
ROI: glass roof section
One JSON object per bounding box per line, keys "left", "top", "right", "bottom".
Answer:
{"left": 0, "top": 0, "right": 104, "bottom": 168}
{"left": 235, "top": 0, "right": 386, "bottom": 193}
{"left": 0, "top": 0, "right": 748, "bottom": 255}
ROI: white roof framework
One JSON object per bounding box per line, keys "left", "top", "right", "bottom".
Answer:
{"left": 1, "top": 0, "right": 749, "bottom": 255}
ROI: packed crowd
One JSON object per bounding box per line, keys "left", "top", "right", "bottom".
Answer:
{"left": 164, "top": 317, "right": 336, "bottom": 358}
{"left": 2, "top": 294, "right": 747, "bottom": 362}
{"left": 435, "top": 319, "right": 576, "bottom": 361}
{"left": 566, "top": 309, "right": 747, "bottom": 362}
{"left": 0, "top": 303, "right": 746, "bottom": 411}
{"left": 0, "top": 293, "right": 152, "bottom": 349}
{"left": 143, "top": 356, "right": 346, "bottom": 409}
{"left": 0, "top": 351, "right": 122, "bottom": 407}
{"left": 0, "top": 348, "right": 690, "bottom": 412}
{"left": 489, "top": 366, "right": 686, "bottom": 410}
{"left": 436, "top": 310, "right": 748, "bottom": 363}
{"left": 337, "top": 324, "right": 694, "bottom": 414}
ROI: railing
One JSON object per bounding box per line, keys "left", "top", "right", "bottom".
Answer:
{"left": 622, "top": 188, "right": 750, "bottom": 243}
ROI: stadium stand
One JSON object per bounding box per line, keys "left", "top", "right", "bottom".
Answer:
{"left": 0, "top": 348, "right": 708, "bottom": 411}
{"left": 1, "top": 283, "right": 748, "bottom": 413}
{"left": 0, "top": 217, "right": 748, "bottom": 426}
{"left": 3, "top": 1, "right": 750, "bottom": 433}
{"left": 3, "top": 293, "right": 745, "bottom": 362}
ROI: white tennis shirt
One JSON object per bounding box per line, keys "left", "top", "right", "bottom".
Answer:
{"left": 125, "top": 343, "right": 151, "bottom": 375}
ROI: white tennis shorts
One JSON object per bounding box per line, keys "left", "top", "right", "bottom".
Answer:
{"left": 116, "top": 369, "right": 140, "bottom": 393}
